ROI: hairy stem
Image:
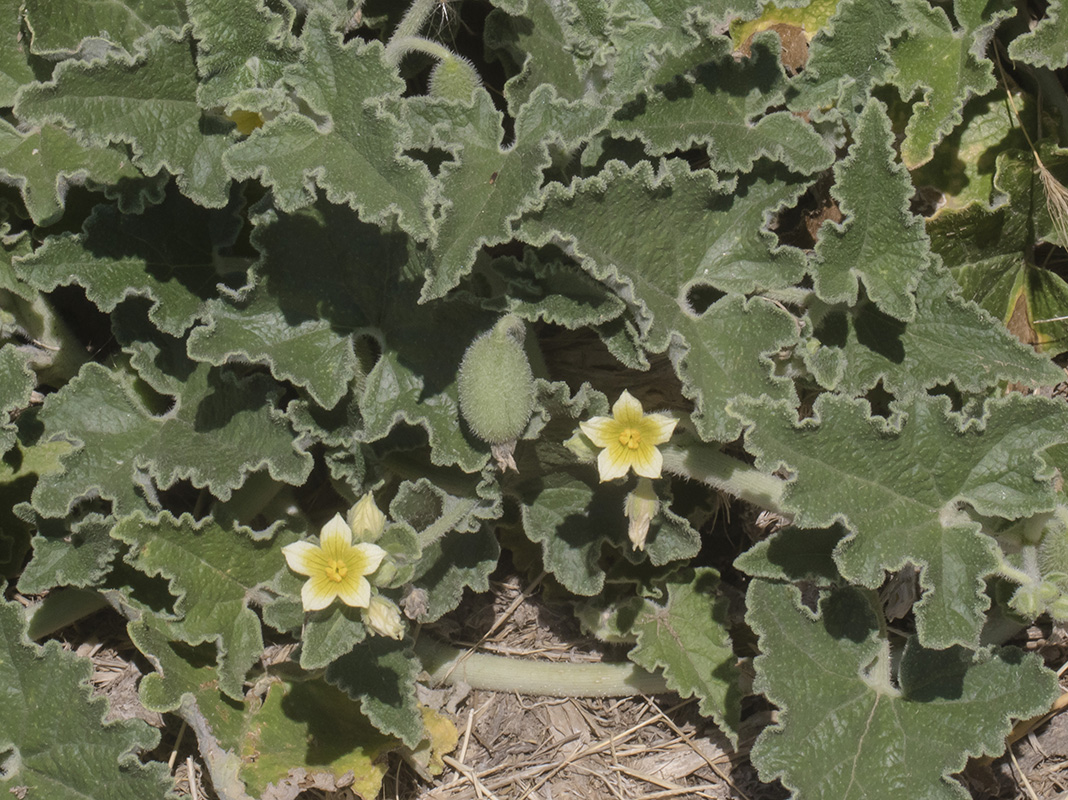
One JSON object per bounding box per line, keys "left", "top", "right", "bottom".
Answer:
{"left": 416, "top": 636, "right": 668, "bottom": 697}
{"left": 660, "top": 443, "right": 787, "bottom": 515}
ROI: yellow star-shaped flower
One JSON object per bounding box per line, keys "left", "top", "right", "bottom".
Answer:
{"left": 579, "top": 390, "right": 677, "bottom": 482}
{"left": 282, "top": 513, "right": 387, "bottom": 612}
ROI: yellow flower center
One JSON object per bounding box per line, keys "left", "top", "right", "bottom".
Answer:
{"left": 325, "top": 559, "right": 349, "bottom": 583}
{"left": 618, "top": 427, "right": 642, "bottom": 450}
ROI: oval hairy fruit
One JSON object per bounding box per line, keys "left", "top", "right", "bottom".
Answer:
{"left": 458, "top": 315, "right": 534, "bottom": 445}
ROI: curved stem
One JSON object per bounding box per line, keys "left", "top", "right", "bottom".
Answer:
{"left": 660, "top": 443, "right": 787, "bottom": 515}
{"left": 384, "top": 34, "right": 455, "bottom": 66}
{"left": 416, "top": 636, "right": 668, "bottom": 697}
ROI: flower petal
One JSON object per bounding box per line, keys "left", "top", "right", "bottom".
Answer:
{"left": 348, "top": 493, "right": 386, "bottom": 542}
{"left": 282, "top": 541, "right": 328, "bottom": 577}
{"left": 612, "top": 390, "right": 645, "bottom": 426}
{"left": 639, "top": 412, "right": 677, "bottom": 445}
{"left": 630, "top": 441, "right": 664, "bottom": 479}
{"left": 350, "top": 542, "right": 387, "bottom": 575}
{"left": 319, "top": 513, "right": 352, "bottom": 557}
{"left": 579, "top": 416, "right": 621, "bottom": 448}
{"left": 302, "top": 575, "right": 340, "bottom": 611}
{"left": 596, "top": 441, "right": 633, "bottom": 482}
{"left": 336, "top": 575, "right": 372, "bottom": 608}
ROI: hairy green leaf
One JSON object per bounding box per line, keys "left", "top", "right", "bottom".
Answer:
{"left": 113, "top": 512, "right": 295, "bottom": 699}
{"left": 630, "top": 569, "right": 740, "bottom": 743}
{"left": 889, "top": 0, "right": 1011, "bottom": 168}
{"left": 734, "top": 392, "right": 1068, "bottom": 647}
{"left": 32, "top": 360, "right": 312, "bottom": 518}
{"left": 747, "top": 580, "right": 1057, "bottom": 800}
{"left": 0, "top": 122, "right": 142, "bottom": 226}
{"left": 812, "top": 99, "right": 929, "bottom": 321}
{"left": 1007, "top": 0, "right": 1068, "bottom": 69}
{"left": 22, "top": 0, "right": 186, "bottom": 55}
{"left": 0, "top": 0, "right": 35, "bottom": 106}
{"left": 409, "top": 86, "right": 608, "bottom": 300}
{"left": 804, "top": 264, "right": 1063, "bottom": 397}
{"left": 224, "top": 10, "right": 432, "bottom": 237}
{"left": 16, "top": 187, "right": 243, "bottom": 337}
{"left": 0, "top": 599, "right": 171, "bottom": 799}
{"left": 611, "top": 34, "right": 834, "bottom": 174}
{"left": 520, "top": 160, "right": 802, "bottom": 441}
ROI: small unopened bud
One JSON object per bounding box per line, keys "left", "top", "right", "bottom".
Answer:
{"left": 624, "top": 477, "right": 658, "bottom": 551}
{"left": 364, "top": 595, "right": 405, "bottom": 640}
{"left": 347, "top": 493, "right": 386, "bottom": 543}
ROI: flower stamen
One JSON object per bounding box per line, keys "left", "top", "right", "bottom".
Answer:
{"left": 619, "top": 428, "right": 642, "bottom": 450}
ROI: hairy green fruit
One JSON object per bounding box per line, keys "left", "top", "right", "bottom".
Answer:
{"left": 458, "top": 315, "right": 534, "bottom": 451}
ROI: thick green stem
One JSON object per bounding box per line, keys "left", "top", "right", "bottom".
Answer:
{"left": 384, "top": 34, "right": 454, "bottom": 66}
{"left": 416, "top": 636, "right": 668, "bottom": 697}
{"left": 660, "top": 443, "right": 786, "bottom": 515}
{"left": 390, "top": 0, "right": 442, "bottom": 43}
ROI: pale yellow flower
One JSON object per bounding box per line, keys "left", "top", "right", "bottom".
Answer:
{"left": 282, "top": 513, "right": 387, "bottom": 612}
{"left": 579, "top": 390, "right": 677, "bottom": 482}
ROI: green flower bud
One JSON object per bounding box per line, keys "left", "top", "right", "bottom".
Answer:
{"left": 458, "top": 315, "right": 535, "bottom": 450}
{"left": 429, "top": 54, "right": 481, "bottom": 103}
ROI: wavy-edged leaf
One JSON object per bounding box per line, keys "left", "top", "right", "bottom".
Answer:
{"left": 889, "top": 0, "right": 1012, "bottom": 169}
{"left": 187, "top": 0, "right": 298, "bottom": 109}
{"left": 32, "top": 360, "right": 312, "bottom": 518}
{"left": 811, "top": 98, "right": 929, "bottom": 321}
{"left": 17, "top": 513, "right": 118, "bottom": 594}
{"left": 325, "top": 636, "right": 424, "bottom": 749}
{"left": 520, "top": 159, "right": 802, "bottom": 442}
{"left": 0, "top": 598, "right": 171, "bottom": 799}
{"left": 409, "top": 86, "right": 608, "bottom": 300}
{"left": 16, "top": 187, "right": 244, "bottom": 337}
{"left": 188, "top": 199, "right": 495, "bottom": 469}
{"left": 0, "top": 122, "right": 142, "bottom": 227}
{"left": 630, "top": 568, "right": 740, "bottom": 743}
{"left": 610, "top": 34, "right": 833, "bottom": 174}
{"left": 113, "top": 511, "right": 296, "bottom": 700}
{"left": 786, "top": 0, "right": 906, "bottom": 121}
{"left": 22, "top": 0, "right": 186, "bottom": 56}
{"left": 746, "top": 580, "right": 1058, "bottom": 800}
{"left": 0, "top": 0, "right": 35, "bottom": 105}
{"left": 733, "top": 392, "right": 1068, "bottom": 648}
{"left": 804, "top": 264, "right": 1063, "bottom": 397}
{"left": 1007, "top": 0, "right": 1068, "bottom": 69}
{"left": 930, "top": 144, "right": 1068, "bottom": 354}
{"left": 15, "top": 26, "right": 231, "bottom": 207}
{"left": 224, "top": 10, "right": 431, "bottom": 238}
{"left": 0, "top": 344, "right": 32, "bottom": 455}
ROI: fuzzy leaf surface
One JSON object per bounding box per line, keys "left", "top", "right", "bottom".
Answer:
{"left": 0, "top": 599, "right": 171, "bottom": 799}
{"left": 188, "top": 200, "right": 495, "bottom": 468}
{"left": 186, "top": 0, "right": 298, "bottom": 108}
{"left": 408, "top": 86, "right": 608, "bottom": 300}
{"left": 32, "top": 361, "right": 312, "bottom": 518}
{"left": 889, "top": 0, "right": 1010, "bottom": 168}
{"left": 325, "top": 636, "right": 424, "bottom": 749}
{"left": 22, "top": 0, "right": 186, "bottom": 54}
{"left": 224, "top": 10, "right": 431, "bottom": 237}
{"left": 1007, "top": 0, "right": 1068, "bottom": 68}
{"left": 930, "top": 145, "right": 1068, "bottom": 353}
{"left": 786, "top": 0, "right": 906, "bottom": 121}
{"left": 0, "top": 122, "right": 141, "bottom": 227}
{"left": 805, "top": 263, "right": 1062, "bottom": 397}
{"left": 0, "top": 344, "right": 32, "bottom": 455}
{"left": 610, "top": 35, "right": 833, "bottom": 174}
{"left": 16, "top": 27, "right": 232, "bottom": 207}
{"left": 733, "top": 393, "right": 1068, "bottom": 648}
{"left": 112, "top": 512, "right": 294, "bottom": 699}
{"left": 746, "top": 580, "right": 1058, "bottom": 800}
{"left": 16, "top": 188, "right": 243, "bottom": 337}
{"left": 520, "top": 160, "right": 801, "bottom": 442}
{"left": 630, "top": 569, "right": 740, "bottom": 743}
{"left": 0, "top": 0, "right": 35, "bottom": 105}
{"left": 811, "top": 99, "right": 929, "bottom": 321}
